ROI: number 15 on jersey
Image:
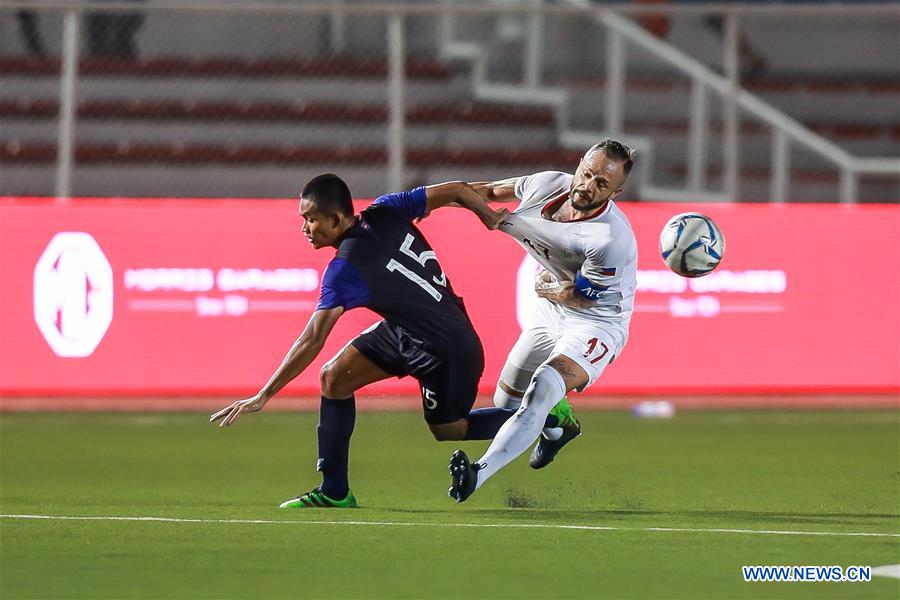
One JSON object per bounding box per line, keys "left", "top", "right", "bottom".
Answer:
{"left": 386, "top": 233, "right": 447, "bottom": 302}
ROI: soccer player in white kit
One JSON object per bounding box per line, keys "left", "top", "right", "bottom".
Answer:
{"left": 448, "top": 139, "right": 638, "bottom": 503}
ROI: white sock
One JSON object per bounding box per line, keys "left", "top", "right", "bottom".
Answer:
{"left": 474, "top": 364, "right": 567, "bottom": 490}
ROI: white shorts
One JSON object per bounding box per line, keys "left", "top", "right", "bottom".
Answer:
{"left": 500, "top": 298, "right": 627, "bottom": 393}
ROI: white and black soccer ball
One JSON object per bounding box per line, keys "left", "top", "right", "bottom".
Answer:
{"left": 659, "top": 212, "right": 725, "bottom": 278}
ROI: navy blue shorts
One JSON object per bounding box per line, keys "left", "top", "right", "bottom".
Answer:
{"left": 351, "top": 320, "right": 485, "bottom": 424}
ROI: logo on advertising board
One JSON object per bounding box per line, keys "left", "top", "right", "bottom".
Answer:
{"left": 33, "top": 232, "right": 114, "bottom": 357}
{"left": 516, "top": 255, "right": 787, "bottom": 328}
{"left": 122, "top": 267, "right": 319, "bottom": 316}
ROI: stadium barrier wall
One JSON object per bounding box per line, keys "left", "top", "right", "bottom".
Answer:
{"left": 1, "top": 197, "right": 898, "bottom": 406}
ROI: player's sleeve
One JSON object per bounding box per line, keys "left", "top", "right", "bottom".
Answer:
{"left": 575, "top": 232, "right": 632, "bottom": 304}
{"left": 316, "top": 258, "right": 370, "bottom": 311}
{"left": 514, "top": 171, "right": 570, "bottom": 210}
{"left": 371, "top": 186, "right": 427, "bottom": 221}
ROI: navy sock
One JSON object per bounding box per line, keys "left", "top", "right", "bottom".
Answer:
{"left": 464, "top": 407, "right": 516, "bottom": 440}
{"left": 317, "top": 395, "right": 355, "bottom": 500}
{"left": 464, "top": 407, "right": 560, "bottom": 440}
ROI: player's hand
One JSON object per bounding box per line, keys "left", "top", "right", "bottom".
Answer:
{"left": 534, "top": 270, "right": 560, "bottom": 294}
{"left": 534, "top": 273, "right": 594, "bottom": 309}
{"left": 209, "top": 393, "right": 267, "bottom": 428}
{"left": 481, "top": 207, "right": 510, "bottom": 230}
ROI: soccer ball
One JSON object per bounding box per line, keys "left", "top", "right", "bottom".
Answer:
{"left": 659, "top": 213, "right": 725, "bottom": 278}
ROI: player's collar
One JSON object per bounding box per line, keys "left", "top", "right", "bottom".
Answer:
{"left": 541, "top": 192, "right": 611, "bottom": 222}
{"left": 335, "top": 214, "right": 362, "bottom": 244}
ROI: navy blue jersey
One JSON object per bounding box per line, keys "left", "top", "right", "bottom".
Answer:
{"left": 316, "top": 187, "right": 474, "bottom": 349}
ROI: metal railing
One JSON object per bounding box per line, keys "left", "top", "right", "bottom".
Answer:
{"left": 439, "top": 0, "right": 900, "bottom": 203}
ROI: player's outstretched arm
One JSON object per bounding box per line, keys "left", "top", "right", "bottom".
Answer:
{"left": 210, "top": 306, "right": 344, "bottom": 428}
{"left": 467, "top": 178, "right": 519, "bottom": 203}
{"left": 424, "top": 181, "right": 509, "bottom": 229}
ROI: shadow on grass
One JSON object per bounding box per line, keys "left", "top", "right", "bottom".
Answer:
{"left": 384, "top": 506, "right": 900, "bottom": 528}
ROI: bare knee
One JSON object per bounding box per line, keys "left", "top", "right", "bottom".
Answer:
{"left": 320, "top": 362, "right": 349, "bottom": 399}
{"left": 428, "top": 419, "right": 467, "bottom": 441}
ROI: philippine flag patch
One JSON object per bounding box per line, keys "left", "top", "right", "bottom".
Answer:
{"left": 598, "top": 267, "right": 617, "bottom": 276}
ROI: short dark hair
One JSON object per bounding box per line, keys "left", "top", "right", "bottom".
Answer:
{"left": 300, "top": 173, "right": 353, "bottom": 217}
{"left": 586, "top": 138, "right": 636, "bottom": 176}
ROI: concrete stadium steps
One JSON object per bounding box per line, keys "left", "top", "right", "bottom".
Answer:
{"left": 0, "top": 141, "right": 584, "bottom": 167}
{"left": 0, "top": 55, "right": 453, "bottom": 79}
{"left": 1, "top": 122, "right": 556, "bottom": 150}
{"left": 4, "top": 96, "right": 895, "bottom": 162}
{"left": 561, "top": 77, "right": 900, "bottom": 139}
{"left": 3, "top": 98, "right": 896, "bottom": 156}
{"left": 2, "top": 130, "right": 891, "bottom": 171}
{"left": 0, "top": 55, "right": 467, "bottom": 105}
{"left": 744, "top": 80, "right": 900, "bottom": 124}
{"left": 0, "top": 99, "right": 558, "bottom": 148}
{"left": 553, "top": 75, "right": 900, "bottom": 95}
{"left": 622, "top": 120, "right": 898, "bottom": 161}
{"left": 2, "top": 163, "right": 537, "bottom": 199}
{"left": 0, "top": 74, "right": 466, "bottom": 105}
{"left": 5, "top": 56, "right": 896, "bottom": 123}
{"left": 6, "top": 164, "right": 895, "bottom": 204}
{"left": 664, "top": 167, "right": 900, "bottom": 204}
{"left": 0, "top": 98, "right": 554, "bottom": 126}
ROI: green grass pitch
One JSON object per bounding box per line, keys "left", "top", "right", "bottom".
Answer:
{"left": 1, "top": 409, "right": 898, "bottom": 599}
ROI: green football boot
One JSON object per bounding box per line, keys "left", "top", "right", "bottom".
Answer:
{"left": 529, "top": 396, "right": 582, "bottom": 469}
{"left": 279, "top": 487, "right": 358, "bottom": 509}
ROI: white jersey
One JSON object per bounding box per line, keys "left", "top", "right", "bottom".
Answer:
{"left": 499, "top": 170, "right": 637, "bottom": 335}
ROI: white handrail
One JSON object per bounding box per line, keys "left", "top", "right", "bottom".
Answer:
{"left": 722, "top": 12, "right": 740, "bottom": 202}
{"left": 687, "top": 81, "right": 709, "bottom": 193}
{"left": 524, "top": 9, "right": 543, "bottom": 89}
{"left": 770, "top": 130, "right": 790, "bottom": 204}
{"left": 605, "top": 29, "right": 625, "bottom": 138}
{"left": 53, "top": 9, "right": 79, "bottom": 200}
{"left": 387, "top": 14, "right": 405, "bottom": 194}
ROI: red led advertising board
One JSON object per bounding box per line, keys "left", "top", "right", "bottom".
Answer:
{"left": 1, "top": 197, "right": 898, "bottom": 398}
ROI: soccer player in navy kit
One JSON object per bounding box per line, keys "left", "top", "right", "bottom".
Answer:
{"left": 211, "top": 174, "right": 561, "bottom": 508}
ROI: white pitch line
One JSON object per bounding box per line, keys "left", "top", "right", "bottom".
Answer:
{"left": 2, "top": 514, "right": 898, "bottom": 538}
